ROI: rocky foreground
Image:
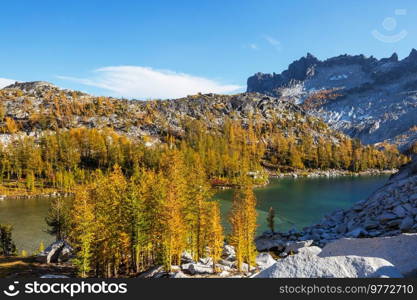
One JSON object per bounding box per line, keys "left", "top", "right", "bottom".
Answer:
{"left": 38, "top": 233, "right": 416, "bottom": 278}
{"left": 134, "top": 233, "right": 416, "bottom": 278}
{"left": 250, "top": 157, "right": 417, "bottom": 278}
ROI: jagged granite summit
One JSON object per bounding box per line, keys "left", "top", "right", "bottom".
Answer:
{"left": 247, "top": 50, "right": 417, "bottom": 150}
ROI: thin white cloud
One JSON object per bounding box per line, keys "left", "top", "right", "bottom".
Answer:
{"left": 263, "top": 35, "right": 281, "bottom": 51}
{"left": 249, "top": 43, "right": 259, "bottom": 50}
{"left": 58, "top": 66, "right": 242, "bottom": 99}
{"left": 0, "top": 78, "right": 17, "bottom": 89}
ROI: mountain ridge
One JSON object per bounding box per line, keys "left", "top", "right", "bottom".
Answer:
{"left": 0, "top": 80, "right": 406, "bottom": 175}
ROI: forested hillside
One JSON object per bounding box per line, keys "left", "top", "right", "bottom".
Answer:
{"left": 0, "top": 81, "right": 407, "bottom": 195}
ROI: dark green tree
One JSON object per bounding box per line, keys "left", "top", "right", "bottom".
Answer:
{"left": 45, "top": 197, "right": 70, "bottom": 241}
{"left": 267, "top": 206, "right": 275, "bottom": 233}
{"left": 0, "top": 224, "right": 17, "bottom": 256}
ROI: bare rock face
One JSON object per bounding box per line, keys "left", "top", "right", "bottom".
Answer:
{"left": 247, "top": 50, "right": 417, "bottom": 151}
{"left": 255, "top": 252, "right": 402, "bottom": 278}
{"left": 1, "top": 81, "right": 345, "bottom": 153}
{"left": 319, "top": 233, "right": 417, "bottom": 277}
{"left": 4, "top": 81, "right": 58, "bottom": 92}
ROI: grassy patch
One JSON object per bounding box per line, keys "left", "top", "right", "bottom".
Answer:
{"left": 0, "top": 256, "right": 75, "bottom": 278}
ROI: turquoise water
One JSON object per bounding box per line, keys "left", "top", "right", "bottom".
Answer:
{"left": 0, "top": 197, "right": 53, "bottom": 254}
{"left": 0, "top": 175, "right": 389, "bottom": 252}
{"left": 215, "top": 175, "right": 389, "bottom": 234}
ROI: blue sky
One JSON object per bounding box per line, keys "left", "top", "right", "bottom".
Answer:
{"left": 1, "top": 0, "right": 417, "bottom": 99}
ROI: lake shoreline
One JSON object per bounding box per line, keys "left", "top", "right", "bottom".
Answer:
{"left": 0, "top": 169, "right": 398, "bottom": 199}
{"left": 1, "top": 173, "right": 392, "bottom": 254}
{"left": 213, "top": 168, "right": 397, "bottom": 190}
{"left": 269, "top": 168, "right": 397, "bottom": 179}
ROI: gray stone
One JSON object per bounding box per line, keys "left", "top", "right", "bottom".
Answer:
{"left": 222, "top": 245, "right": 235, "bottom": 258}
{"left": 310, "top": 232, "right": 321, "bottom": 240}
{"left": 284, "top": 240, "right": 313, "bottom": 254}
{"left": 409, "top": 194, "right": 417, "bottom": 202}
{"left": 335, "top": 223, "right": 347, "bottom": 234}
{"left": 255, "top": 253, "right": 276, "bottom": 270}
{"left": 345, "top": 228, "right": 367, "bottom": 238}
{"left": 402, "top": 203, "right": 414, "bottom": 214}
{"left": 218, "top": 259, "right": 235, "bottom": 268}
{"left": 364, "top": 221, "right": 379, "bottom": 230}
{"left": 319, "top": 234, "right": 417, "bottom": 276}
{"left": 241, "top": 263, "right": 256, "bottom": 273}
{"left": 367, "top": 230, "right": 382, "bottom": 237}
{"left": 393, "top": 206, "right": 407, "bottom": 218}
{"left": 399, "top": 217, "right": 414, "bottom": 231}
{"left": 255, "top": 252, "right": 402, "bottom": 278}
{"left": 36, "top": 240, "right": 73, "bottom": 264}
{"left": 181, "top": 251, "right": 193, "bottom": 263}
{"left": 320, "top": 232, "right": 333, "bottom": 240}
{"left": 138, "top": 266, "right": 166, "bottom": 278}
{"left": 183, "top": 263, "right": 213, "bottom": 275}
{"left": 378, "top": 213, "right": 398, "bottom": 224}
{"left": 297, "top": 246, "right": 322, "bottom": 256}
{"left": 218, "top": 270, "right": 231, "bottom": 277}
{"left": 385, "top": 219, "right": 402, "bottom": 228}
{"left": 199, "top": 257, "right": 213, "bottom": 266}
{"left": 59, "top": 243, "right": 73, "bottom": 262}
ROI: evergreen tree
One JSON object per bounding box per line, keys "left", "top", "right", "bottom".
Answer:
{"left": 71, "top": 186, "right": 94, "bottom": 278}
{"left": 0, "top": 224, "right": 17, "bottom": 256}
{"left": 45, "top": 197, "right": 69, "bottom": 241}
{"left": 205, "top": 201, "right": 224, "bottom": 273}
{"left": 267, "top": 207, "right": 275, "bottom": 233}
{"left": 229, "top": 180, "right": 257, "bottom": 271}
{"left": 160, "top": 150, "right": 188, "bottom": 270}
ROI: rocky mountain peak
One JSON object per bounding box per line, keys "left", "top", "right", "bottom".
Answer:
{"left": 405, "top": 48, "right": 417, "bottom": 62}
{"left": 380, "top": 53, "right": 398, "bottom": 63}
{"left": 246, "top": 50, "right": 417, "bottom": 151}
{"left": 4, "top": 81, "right": 58, "bottom": 92}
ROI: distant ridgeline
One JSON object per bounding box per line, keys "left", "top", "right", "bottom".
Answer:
{"left": 0, "top": 81, "right": 408, "bottom": 193}
{"left": 247, "top": 50, "right": 417, "bottom": 153}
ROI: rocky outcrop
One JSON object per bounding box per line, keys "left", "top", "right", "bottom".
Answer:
{"left": 247, "top": 50, "right": 417, "bottom": 151}
{"left": 0, "top": 81, "right": 358, "bottom": 155}
{"left": 36, "top": 240, "right": 73, "bottom": 264}
{"left": 139, "top": 244, "right": 275, "bottom": 278}
{"left": 255, "top": 251, "right": 402, "bottom": 278}
{"left": 256, "top": 157, "right": 417, "bottom": 249}
{"left": 319, "top": 234, "right": 417, "bottom": 277}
